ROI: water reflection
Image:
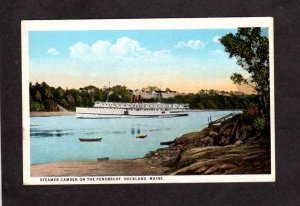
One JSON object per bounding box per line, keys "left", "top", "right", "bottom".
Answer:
{"left": 112, "top": 131, "right": 126, "bottom": 134}
{"left": 31, "top": 129, "right": 74, "bottom": 138}
{"left": 149, "top": 128, "right": 162, "bottom": 132}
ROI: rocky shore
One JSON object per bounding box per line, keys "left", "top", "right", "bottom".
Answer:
{"left": 145, "top": 114, "right": 271, "bottom": 175}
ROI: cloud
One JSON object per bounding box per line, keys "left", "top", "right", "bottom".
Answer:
{"left": 152, "top": 49, "right": 171, "bottom": 58}
{"left": 47, "top": 48, "right": 60, "bottom": 56}
{"left": 69, "top": 41, "right": 112, "bottom": 61}
{"left": 212, "top": 36, "right": 220, "bottom": 43}
{"left": 175, "top": 40, "right": 206, "bottom": 49}
{"left": 69, "top": 37, "right": 171, "bottom": 63}
{"left": 109, "top": 37, "right": 149, "bottom": 57}
{"left": 92, "top": 40, "right": 112, "bottom": 57}
{"left": 209, "top": 49, "right": 226, "bottom": 57}
{"left": 69, "top": 42, "right": 91, "bottom": 60}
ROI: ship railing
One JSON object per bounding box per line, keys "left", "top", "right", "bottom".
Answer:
{"left": 94, "top": 101, "right": 189, "bottom": 109}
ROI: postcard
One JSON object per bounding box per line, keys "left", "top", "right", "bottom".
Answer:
{"left": 22, "top": 17, "right": 275, "bottom": 184}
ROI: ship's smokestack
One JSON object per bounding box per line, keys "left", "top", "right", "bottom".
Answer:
{"left": 131, "top": 95, "right": 135, "bottom": 103}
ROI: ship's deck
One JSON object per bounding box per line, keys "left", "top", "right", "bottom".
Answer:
{"left": 94, "top": 102, "right": 189, "bottom": 110}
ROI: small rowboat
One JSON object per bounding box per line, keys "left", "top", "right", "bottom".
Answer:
{"left": 136, "top": 134, "right": 147, "bottom": 138}
{"left": 79, "top": 138, "right": 102, "bottom": 142}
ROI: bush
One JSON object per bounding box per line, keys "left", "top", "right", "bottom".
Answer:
{"left": 243, "top": 103, "right": 261, "bottom": 122}
{"left": 30, "top": 102, "right": 44, "bottom": 111}
{"left": 253, "top": 117, "right": 267, "bottom": 135}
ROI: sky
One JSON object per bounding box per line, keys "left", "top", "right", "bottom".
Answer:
{"left": 28, "top": 29, "right": 262, "bottom": 93}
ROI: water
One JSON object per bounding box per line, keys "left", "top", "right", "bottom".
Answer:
{"left": 30, "top": 111, "right": 236, "bottom": 164}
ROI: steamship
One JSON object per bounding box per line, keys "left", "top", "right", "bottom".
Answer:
{"left": 76, "top": 93, "right": 189, "bottom": 118}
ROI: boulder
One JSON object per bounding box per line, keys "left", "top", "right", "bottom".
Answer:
{"left": 219, "top": 122, "right": 234, "bottom": 136}
{"left": 235, "top": 124, "right": 254, "bottom": 141}
{"left": 219, "top": 135, "right": 231, "bottom": 145}
{"left": 198, "top": 127, "right": 212, "bottom": 138}
{"left": 209, "top": 131, "right": 218, "bottom": 138}
{"left": 234, "top": 140, "right": 243, "bottom": 145}
{"left": 194, "top": 136, "right": 214, "bottom": 147}
{"left": 209, "top": 125, "right": 221, "bottom": 132}
{"left": 175, "top": 128, "right": 211, "bottom": 146}
{"left": 241, "top": 125, "right": 253, "bottom": 132}
{"left": 174, "top": 132, "right": 200, "bottom": 145}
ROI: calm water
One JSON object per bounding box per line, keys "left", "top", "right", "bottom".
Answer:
{"left": 30, "top": 111, "right": 236, "bottom": 164}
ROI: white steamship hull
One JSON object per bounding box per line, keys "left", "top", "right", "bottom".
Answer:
{"left": 76, "top": 102, "right": 189, "bottom": 118}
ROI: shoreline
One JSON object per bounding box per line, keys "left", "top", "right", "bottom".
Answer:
{"left": 30, "top": 111, "right": 75, "bottom": 117}
{"left": 189, "top": 109, "right": 242, "bottom": 112}
{"left": 30, "top": 109, "right": 242, "bottom": 117}
{"left": 31, "top": 159, "right": 168, "bottom": 176}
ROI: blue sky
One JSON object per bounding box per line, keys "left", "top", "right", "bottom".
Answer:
{"left": 29, "top": 29, "right": 267, "bottom": 92}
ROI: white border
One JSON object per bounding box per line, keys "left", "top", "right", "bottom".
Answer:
{"left": 22, "top": 17, "right": 275, "bottom": 185}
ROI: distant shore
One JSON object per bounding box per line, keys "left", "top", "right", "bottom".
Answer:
{"left": 190, "top": 109, "right": 242, "bottom": 112}
{"left": 30, "top": 111, "right": 75, "bottom": 117}
{"left": 30, "top": 109, "right": 242, "bottom": 117}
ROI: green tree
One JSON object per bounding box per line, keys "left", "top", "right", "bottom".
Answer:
{"left": 84, "top": 85, "right": 97, "bottom": 92}
{"left": 59, "top": 99, "right": 69, "bottom": 108}
{"left": 94, "top": 88, "right": 107, "bottom": 102}
{"left": 45, "top": 99, "right": 58, "bottom": 111}
{"left": 53, "top": 87, "right": 65, "bottom": 102}
{"left": 45, "top": 88, "right": 53, "bottom": 99}
{"left": 75, "top": 95, "right": 83, "bottom": 106}
{"left": 220, "top": 28, "right": 269, "bottom": 113}
{"left": 111, "top": 85, "right": 131, "bottom": 102}
{"left": 35, "top": 90, "right": 42, "bottom": 102}
{"left": 144, "top": 86, "right": 159, "bottom": 92}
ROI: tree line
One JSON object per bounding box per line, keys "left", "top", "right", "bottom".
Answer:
{"left": 160, "top": 92, "right": 256, "bottom": 110}
{"left": 30, "top": 82, "right": 132, "bottom": 111}
{"left": 29, "top": 81, "right": 257, "bottom": 112}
